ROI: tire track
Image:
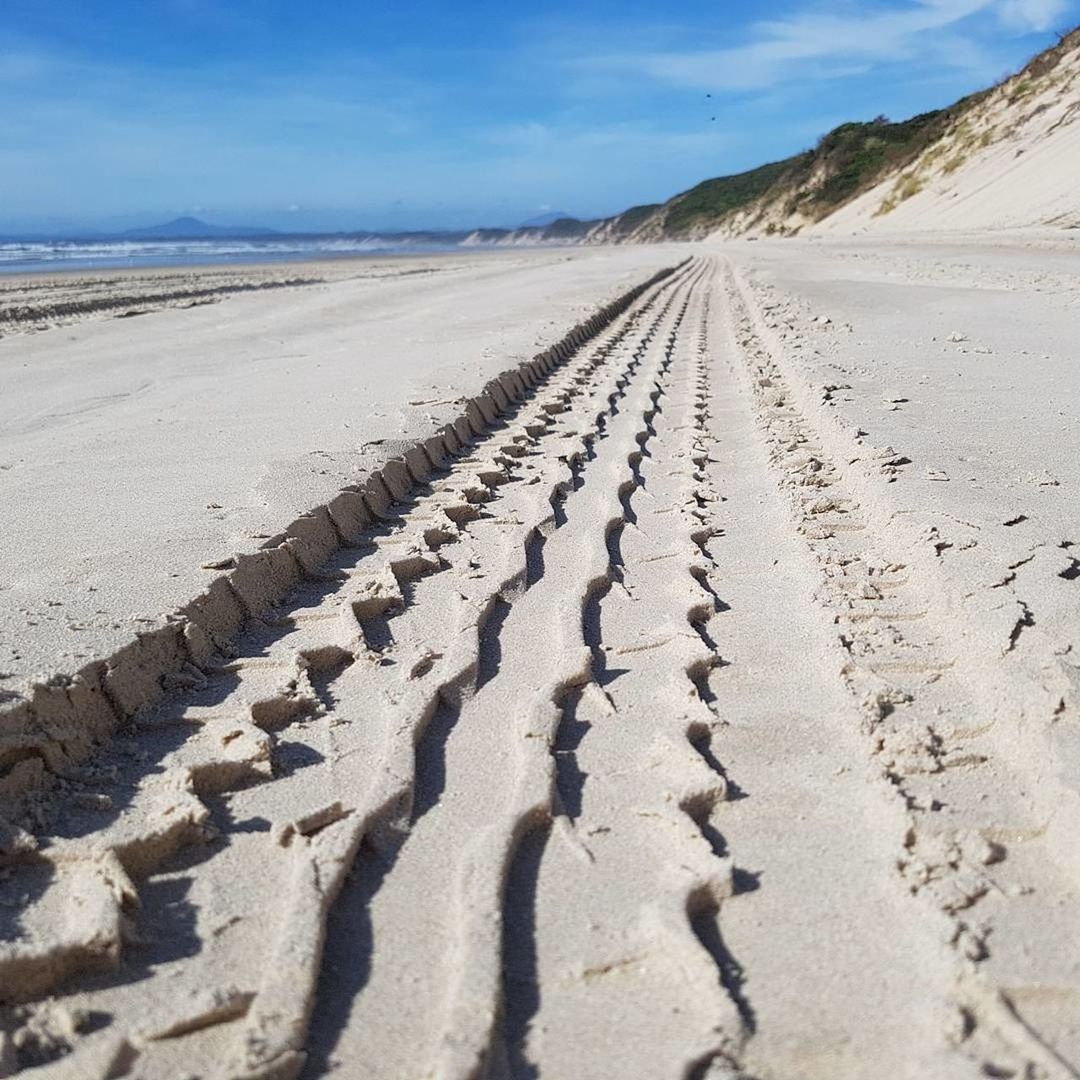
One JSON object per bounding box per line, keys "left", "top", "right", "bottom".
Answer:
{"left": 0, "top": 260, "right": 701, "bottom": 1079}
{"left": 305, "top": 262, "right": 713, "bottom": 1080}
{"left": 720, "top": 260, "right": 1080, "bottom": 1079}
{"left": 234, "top": 263, "right": 705, "bottom": 1080}
{"left": 496, "top": 264, "right": 751, "bottom": 1080}
{"left": 0, "top": 261, "right": 683, "bottom": 807}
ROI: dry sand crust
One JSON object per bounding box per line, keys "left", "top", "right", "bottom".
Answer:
{"left": 0, "top": 241, "right": 1078, "bottom": 1078}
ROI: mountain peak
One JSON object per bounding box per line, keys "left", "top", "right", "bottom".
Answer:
{"left": 518, "top": 210, "right": 575, "bottom": 228}
{"left": 121, "top": 216, "right": 276, "bottom": 239}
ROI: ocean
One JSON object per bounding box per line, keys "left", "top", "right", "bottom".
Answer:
{"left": 0, "top": 235, "right": 464, "bottom": 275}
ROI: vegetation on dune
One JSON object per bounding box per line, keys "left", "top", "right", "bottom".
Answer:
{"left": 543, "top": 216, "right": 599, "bottom": 239}
{"left": 1022, "top": 24, "right": 1080, "bottom": 80}
{"left": 610, "top": 203, "right": 663, "bottom": 236}
{"left": 646, "top": 107, "right": 976, "bottom": 238}
{"left": 579, "top": 26, "right": 1080, "bottom": 241}
{"left": 660, "top": 158, "right": 799, "bottom": 237}
{"left": 797, "top": 111, "right": 950, "bottom": 208}
{"left": 643, "top": 29, "right": 1080, "bottom": 240}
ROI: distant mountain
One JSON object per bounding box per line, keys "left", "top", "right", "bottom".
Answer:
{"left": 120, "top": 216, "right": 277, "bottom": 240}
{"left": 517, "top": 211, "right": 575, "bottom": 228}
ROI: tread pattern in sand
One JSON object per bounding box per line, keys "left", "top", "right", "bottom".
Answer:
{"left": 1, "top": 259, "right": 750, "bottom": 1079}
{"left": 722, "top": 260, "right": 1080, "bottom": 1079}
{"left": 3, "top": 255, "right": 1080, "bottom": 1080}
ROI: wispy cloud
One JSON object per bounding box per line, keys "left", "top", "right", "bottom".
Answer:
{"left": 574, "top": 0, "right": 1072, "bottom": 93}
{"left": 0, "top": 35, "right": 442, "bottom": 221}
{"left": 998, "top": 0, "right": 1073, "bottom": 29}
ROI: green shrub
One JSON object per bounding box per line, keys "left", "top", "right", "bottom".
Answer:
{"left": 611, "top": 204, "right": 662, "bottom": 236}
{"left": 897, "top": 175, "right": 925, "bottom": 201}
{"left": 662, "top": 157, "right": 800, "bottom": 236}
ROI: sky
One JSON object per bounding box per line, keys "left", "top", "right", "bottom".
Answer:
{"left": 0, "top": 0, "right": 1076, "bottom": 234}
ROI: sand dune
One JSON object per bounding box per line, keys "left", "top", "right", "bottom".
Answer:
{"left": 818, "top": 36, "right": 1080, "bottom": 234}
{"left": 1, "top": 240, "right": 1079, "bottom": 1077}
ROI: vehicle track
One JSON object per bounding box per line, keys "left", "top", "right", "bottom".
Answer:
{"left": 720, "top": 260, "right": 1080, "bottom": 1079}
{"left": 3, "top": 253, "right": 1079, "bottom": 1080}
{"left": 503, "top": 264, "right": 747, "bottom": 1080}
{"left": 0, "top": 259, "right": 725, "bottom": 1079}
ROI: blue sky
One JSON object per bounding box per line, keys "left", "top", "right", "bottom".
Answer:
{"left": 0, "top": 0, "right": 1075, "bottom": 233}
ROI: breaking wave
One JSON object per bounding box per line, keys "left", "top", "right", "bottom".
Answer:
{"left": 0, "top": 235, "right": 460, "bottom": 274}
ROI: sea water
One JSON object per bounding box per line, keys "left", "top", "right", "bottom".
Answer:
{"left": 0, "top": 235, "right": 463, "bottom": 274}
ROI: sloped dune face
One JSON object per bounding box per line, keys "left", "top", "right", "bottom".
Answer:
{"left": 693, "top": 33, "right": 1080, "bottom": 242}
{"left": 817, "top": 36, "right": 1080, "bottom": 234}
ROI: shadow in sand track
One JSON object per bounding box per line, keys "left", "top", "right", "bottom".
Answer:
{"left": 477, "top": 596, "right": 513, "bottom": 690}
{"left": 553, "top": 688, "right": 591, "bottom": 820}
{"left": 689, "top": 892, "right": 756, "bottom": 1035}
{"left": 411, "top": 696, "right": 463, "bottom": 822}
{"left": 300, "top": 838, "right": 397, "bottom": 1080}
{"left": 500, "top": 823, "right": 551, "bottom": 1080}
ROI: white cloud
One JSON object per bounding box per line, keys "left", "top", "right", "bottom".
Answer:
{"left": 997, "top": 0, "right": 1072, "bottom": 29}
{"left": 576, "top": 0, "right": 1066, "bottom": 93}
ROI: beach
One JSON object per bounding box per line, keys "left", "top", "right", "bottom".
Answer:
{"left": 2, "top": 237, "right": 1079, "bottom": 1078}
{"left": 0, "top": 246, "right": 679, "bottom": 694}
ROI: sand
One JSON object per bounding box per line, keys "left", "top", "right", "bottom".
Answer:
{"left": 0, "top": 247, "right": 677, "bottom": 695}
{"left": 1, "top": 239, "right": 1079, "bottom": 1078}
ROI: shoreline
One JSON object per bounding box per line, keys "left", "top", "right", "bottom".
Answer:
{"left": 0, "top": 234, "right": 608, "bottom": 281}
{"left": 0, "top": 243, "right": 505, "bottom": 282}
{"left": 0, "top": 245, "right": 596, "bottom": 335}
{"left": 0, "top": 242, "right": 576, "bottom": 287}
{"left": 5, "top": 224, "right": 1078, "bottom": 287}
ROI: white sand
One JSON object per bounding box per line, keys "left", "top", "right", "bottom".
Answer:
{"left": 0, "top": 247, "right": 677, "bottom": 693}
{"left": 1, "top": 240, "right": 1079, "bottom": 1079}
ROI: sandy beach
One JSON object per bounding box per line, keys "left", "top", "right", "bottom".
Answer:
{"left": 1, "top": 237, "right": 1079, "bottom": 1078}
{"left": 0, "top": 247, "right": 679, "bottom": 693}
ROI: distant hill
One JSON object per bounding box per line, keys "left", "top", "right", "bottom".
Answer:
{"left": 462, "top": 216, "right": 602, "bottom": 247}
{"left": 518, "top": 211, "right": 575, "bottom": 228}
{"left": 120, "top": 216, "right": 277, "bottom": 240}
